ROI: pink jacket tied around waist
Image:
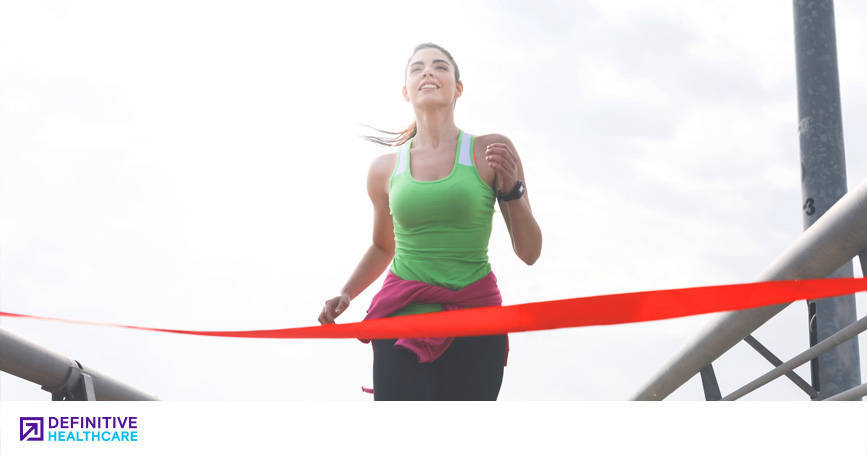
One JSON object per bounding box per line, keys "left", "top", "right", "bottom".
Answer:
{"left": 362, "top": 271, "right": 509, "bottom": 364}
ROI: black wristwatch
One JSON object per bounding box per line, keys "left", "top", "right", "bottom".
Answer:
{"left": 497, "top": 180, "right": 525, "bottom": 202}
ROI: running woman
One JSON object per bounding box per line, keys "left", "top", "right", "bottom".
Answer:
{"left": 319, "top": 43, "right": 542, "bottom": 400}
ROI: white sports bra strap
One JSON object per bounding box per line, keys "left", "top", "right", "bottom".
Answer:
{"left": 394, "top": 141, "right": 410, "bottom": 176}
{"left": 457, "top": 132, "right": 474, "bottom": 167}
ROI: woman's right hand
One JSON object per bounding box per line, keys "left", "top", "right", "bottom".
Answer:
{"left": 316, "top": 153, "right": 395, "bottom": 326}
{"left": 319, "top": 292, "right": 350, "bottom": 325}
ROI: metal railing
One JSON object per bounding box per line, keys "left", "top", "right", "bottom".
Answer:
{"left": 631, "top": 177, "right": 867, "bottom": 400}
{"left": 0, "top": 326, "right": 159, "bottom": 401}
{"left": 721, "top": 312, "right": 867, "bottom": 400}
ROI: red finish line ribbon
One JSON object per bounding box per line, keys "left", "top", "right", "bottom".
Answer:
{"left": 2, "top": 278, "right": 866, "bottom": 339}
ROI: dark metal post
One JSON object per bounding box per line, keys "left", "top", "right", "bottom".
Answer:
{"left": 793, "top": 0, "right": 861, "bottom": 400}
{"left": 699, "top": 364, "right": 722, "bottom": 401}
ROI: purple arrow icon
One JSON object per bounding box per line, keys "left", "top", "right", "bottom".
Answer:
{"left": 20, "top": 417, "right": 44, "bottom": 441}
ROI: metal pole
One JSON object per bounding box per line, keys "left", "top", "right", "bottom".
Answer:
{"left": 631, "top": 177, "right": 867, "bottom": 400}
{"left": 794, "top": 0, "right": 860, "bottom": 400}
{"left": 0, "top": 327, "right": 159, "bottom": 401}
{"left": 859, "top": 250, "right": 867, "bottom": 280}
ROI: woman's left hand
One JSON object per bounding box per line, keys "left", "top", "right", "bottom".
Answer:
{"left": 485, "top": 142, "right": 520, "bottom": 195}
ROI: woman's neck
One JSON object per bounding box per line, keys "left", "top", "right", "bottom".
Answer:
{"left": 412, "top": 108, "right": 459, "bottom": 149}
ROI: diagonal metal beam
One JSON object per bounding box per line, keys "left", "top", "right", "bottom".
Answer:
{"left": 743, "top": 335, "right": 817, "bottom": 398}
{"left": 824, "top": 382, "right": 867, "bottom": 401}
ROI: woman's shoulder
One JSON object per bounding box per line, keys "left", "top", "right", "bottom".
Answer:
{"left": 368, "top": 149, "right": 399, "bottom": 180}
{"left": 472, "top": 133, "right": 515, "bottom": 149}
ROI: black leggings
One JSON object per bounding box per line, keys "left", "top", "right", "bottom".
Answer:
{"left": 372, "top": 335, "right": 507, "bottom": 401}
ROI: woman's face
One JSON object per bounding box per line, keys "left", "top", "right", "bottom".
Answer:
{"left": 402, "top": 47, "right": 462, "bottom": 108}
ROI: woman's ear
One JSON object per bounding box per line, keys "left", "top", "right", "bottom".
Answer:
{"left": 402, "top": 86, "right": 410, "bottom": 102}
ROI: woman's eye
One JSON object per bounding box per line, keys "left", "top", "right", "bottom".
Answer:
{"left": 436, "top": 66, "right": 447, "bottom": 70}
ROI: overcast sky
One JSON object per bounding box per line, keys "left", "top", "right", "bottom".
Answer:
{"left": 2, "top": 0, "right": 866, "bottom": 401}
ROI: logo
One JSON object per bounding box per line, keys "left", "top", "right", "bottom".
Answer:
{"left": 20, "top": 417, "right": 44, "bottom": 441}
{"left": 18, "top": 416, "right": 139, "bottom": 442}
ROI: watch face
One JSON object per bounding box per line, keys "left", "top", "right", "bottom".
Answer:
{"left": 499, "top": 181, "right": 524, "bottom": 201}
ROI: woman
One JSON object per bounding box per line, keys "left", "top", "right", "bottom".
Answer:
{"left": 319, "top": 43, "right": 542, "bottom": 400}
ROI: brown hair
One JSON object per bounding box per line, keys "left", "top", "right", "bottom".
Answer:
{"left": 362, "top": 43, "right": 461, "bottom": 148}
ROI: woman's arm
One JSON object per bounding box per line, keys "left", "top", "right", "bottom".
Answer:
{"left": 319, "top": 153, "right": 396, "bottom": 324}
{"left": 483, "top": 135, "right": 542, "bottom": 265}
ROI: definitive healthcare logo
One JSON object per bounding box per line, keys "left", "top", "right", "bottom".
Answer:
{"left": 19, "top": 416, "right": 138, "bottom": 442}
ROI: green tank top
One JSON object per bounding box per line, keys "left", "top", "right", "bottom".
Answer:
{"left": 388, "top": 131, "right": 495, "bottom": 316}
